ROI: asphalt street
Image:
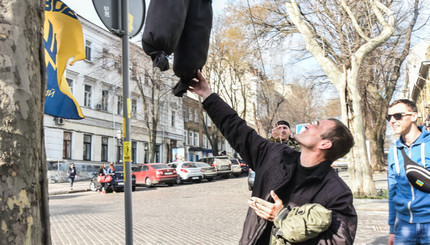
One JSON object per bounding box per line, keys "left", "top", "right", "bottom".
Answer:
{"left": 49, "top": 173, "right": 389, "bottom": 245}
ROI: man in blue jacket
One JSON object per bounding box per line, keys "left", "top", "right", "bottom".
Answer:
{"left": 189, "top": 70, "right": 357, "bottom": 244}
{"left": 387, "top": 99, "right": 430, "bottom": 244}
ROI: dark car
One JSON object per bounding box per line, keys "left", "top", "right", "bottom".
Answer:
{"left": 247, "top": 169, "right": 255, "bottom": 191}
{"left": 89, "top": 165, "right": 136, "bottom": 192}
{"left": 239, "top": 159, "right": 249, "bottom": 174}
{"left": 133, "top": 163, "right": 177, "bottom": 187}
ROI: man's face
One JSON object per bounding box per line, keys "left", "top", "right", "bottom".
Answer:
{"left": 387, "top": 103, "right": 417, "bottom": 135}
{"left": 276, "top": 124, "right": 291, "bottom": 141}
{"left": 295, "top": 120, "right": 335, "bottom": 149}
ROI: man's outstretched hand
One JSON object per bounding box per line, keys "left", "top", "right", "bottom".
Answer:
{"left": 188, "top": 70, "right": 213, "bottom": 100}
{"left": 248, "top": 190, "right": 283, "bottom": 222}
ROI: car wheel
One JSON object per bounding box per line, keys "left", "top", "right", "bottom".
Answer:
{"left": 145, "top": 178, "right": 153, "bottom": 188}
{"left": 176, "top": 177, "right": 182, "bottom": 185}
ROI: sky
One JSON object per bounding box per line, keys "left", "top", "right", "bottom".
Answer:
{"left": 62, "top": 0, "right": 227, "bottom": 32}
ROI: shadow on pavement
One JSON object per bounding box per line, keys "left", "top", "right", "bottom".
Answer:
{"left": 368, "top": 235, "right": 389, "bottom": 245}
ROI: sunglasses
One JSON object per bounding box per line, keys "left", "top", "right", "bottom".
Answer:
{"left": 386, "top": 112, "right": 414, "bottom": 121}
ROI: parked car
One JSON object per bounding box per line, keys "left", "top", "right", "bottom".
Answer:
{"left": 230, "top": 158, "right": 242, "bottom": 177}
{"left": 89, "top": 165, "right": 136, "bottom": 192}
{"left": 195, "top": 162, "right": 217, "bottom": 181}
{"left": 331, "top": 158, "right": 348, "bottom": 172}
{"left": 198, "top": 156, "right": 232, "bottom": 178}
{"left": 248, "top": 169, "right": 255, "bottom": 191}
{"left": 133, "top": 163, "right": 177, "bottom": 187}
{"left": 168, "top": 161, "right": 203, "bottom": 184}
{"left": 238, "top": 159, "right": 249, "bottom": 174}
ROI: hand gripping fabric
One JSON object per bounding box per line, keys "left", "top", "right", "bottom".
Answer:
{"left": 273, "top": 203, "right": 332, "bottom": 244}
{"left": 141, "top": 0, "right": 213, "bottom": 97}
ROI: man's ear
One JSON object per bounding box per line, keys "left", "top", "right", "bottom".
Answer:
{"left": 319, "top": 139, "right": 332, "bottom": 150}
{"left": 411, "top": 112, "right": 419, "bottom": 123}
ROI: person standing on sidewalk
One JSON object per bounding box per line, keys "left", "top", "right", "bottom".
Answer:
{"left": 98, "top": 163, "right": 106, "bottom": 194}
{"left": 387, "top": 99, "right": 430, "bottom": 245}
{"left": 188, "top": 70, "right": 357, "bottom": 244}
{"left": 67, "top": 163, "right": 77, "bottom": 191}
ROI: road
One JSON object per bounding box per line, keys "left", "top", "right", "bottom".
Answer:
{"left": 49, "top": 175, "right": 389, "bottom": 244}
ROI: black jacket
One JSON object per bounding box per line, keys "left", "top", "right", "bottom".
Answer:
{"left": 203, "top": 94, "right": 357, "bottom": 245}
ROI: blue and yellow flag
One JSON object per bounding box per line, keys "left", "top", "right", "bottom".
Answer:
{"left": 44, "top": 0, "right": 85, "bottom": 119}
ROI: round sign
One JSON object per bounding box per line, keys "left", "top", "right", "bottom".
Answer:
{"left": 92, "top": 0, "right": 145, "bottom": 38}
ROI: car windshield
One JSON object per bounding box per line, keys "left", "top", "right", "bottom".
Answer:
{"left": 182, "top": 162, "right": 197, "bottom": 168}
{"left": 151, "top": 164, "right": 169, "bottom": 169}
{"left": 195, "top": 162, "right": 209, "bottom": 167}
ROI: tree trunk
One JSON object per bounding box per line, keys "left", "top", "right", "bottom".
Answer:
{"left": 0, "top": 0, "right": 51, "bottom": 244}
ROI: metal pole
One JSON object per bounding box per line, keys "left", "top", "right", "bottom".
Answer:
{"left": 121, "top": 0, "right": 133, "bottom": 244}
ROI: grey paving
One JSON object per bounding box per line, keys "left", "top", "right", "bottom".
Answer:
{"left": 49, "top": 173, "right": 389, "bottom": 245}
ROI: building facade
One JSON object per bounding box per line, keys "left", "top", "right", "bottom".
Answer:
{"left": 45, "top": 16, "right": 184, "bottom": 181}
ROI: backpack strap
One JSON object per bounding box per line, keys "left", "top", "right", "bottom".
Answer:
{"left": 421, "top": 143, "right": 426, "bottom": 168}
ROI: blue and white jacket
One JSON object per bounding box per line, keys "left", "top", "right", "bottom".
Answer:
{"left": 388, "top": 126, "right": 430, "bottom": 233}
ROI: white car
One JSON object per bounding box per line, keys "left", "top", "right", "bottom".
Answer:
{"left": 167, "top": 161, "right": 203, "bottom": 184}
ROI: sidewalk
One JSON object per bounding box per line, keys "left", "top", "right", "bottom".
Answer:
{"left": 48, "top": 180, "right": 91, "bottom": 195}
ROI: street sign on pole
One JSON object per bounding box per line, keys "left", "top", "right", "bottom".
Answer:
{"left": 296, "top": 124, "right": 307, "bottom": 134}
{"left": 92, "top": 0, "right": 146, "bottom": 244}
{"left": 92, "top": 0, "right": 145, "bottom": 37}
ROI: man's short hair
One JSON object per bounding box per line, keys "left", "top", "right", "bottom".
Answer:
{"left": 321, "top": 118, "right": 355, "bottom": 162}
{"left": 388, "top": 99, "right": 418, "bottom": 112}
{"left": 277, "top": 120, "right": 290, "bottom": 128}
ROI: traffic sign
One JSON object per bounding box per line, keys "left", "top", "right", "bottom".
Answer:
{"left": 296, "top": 124, "right": 307, "bottom": 134}
{"left": 92, "top": 0, "right": 145, "bottom": 37}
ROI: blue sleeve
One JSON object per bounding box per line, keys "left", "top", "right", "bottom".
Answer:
{"left": 387, "top": 145, "right": 397, "bottom": 233}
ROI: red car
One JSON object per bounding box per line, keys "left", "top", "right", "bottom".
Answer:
{"left": 133, "top": 163, "right": 177, "bottom": 187}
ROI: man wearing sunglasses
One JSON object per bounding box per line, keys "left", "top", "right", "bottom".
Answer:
{"left": 387, "top": 99, "right": 430, "bottom": 245}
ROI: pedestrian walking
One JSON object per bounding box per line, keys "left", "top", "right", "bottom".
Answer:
{"left": 188, "top": 70, "right": 357, "bottom": 244}
{"left": 387, "top": 99, "right": 430, "bottom": 245}
{"left": 67, "top": 163, "right": 77, "bottom": 191}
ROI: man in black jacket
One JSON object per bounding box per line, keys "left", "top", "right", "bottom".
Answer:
{"left": 188, "top": 70, "right": 357, "bottom": 244}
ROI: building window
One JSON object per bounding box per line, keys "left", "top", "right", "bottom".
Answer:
{"left": 117, "top": 95, "right": 123, "bottom": 115}
{"left": 184, "top": 130, "right": 188, "bottom": 145}
{"left": 183, "top": 109, "right": 187, "bottom": 122}
{"left": 131, "top": 99, "right": 137, "bottom": 118}
{"left": 117, "top": 139, "right": 123, "bottom": 162}
{"left": 84, "top": 85, "right": 92, "bottom": 107}
{"left": 194, "top": 132, "right": 199, "bottom": 147}
{"left": 188, "top": 108, "right": 193, "bottom": 121}
{"left": 194, "top": 109, "right": 198, "bottom": 122}
{"left": 171, "top": 110, "right": 176, "bottom": 127}
{"left": 132, "top": 141, "right": 137, "bottom": 163}
{"left": 101, "top": 90, "right": 109, "bottom": 111}
{"left": 66, "top": 78, "right": 74, "bottom": 94}
{"left": 101, "top": 137, "right": 108, "bottom": 161}
{"left": 85, "top": 40, "right": 92, "bottom": 61}
{"left": 63, "top": 132, "right": 72, "bottom": 159}
{"left": 83, "top": 134, "right": 92, "bottom": 160}
{"left": 189, "top": 131, "right": 194, "bottom": 145}
{"left": 203, "top": 135, "right": 207, "bottom": 148}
